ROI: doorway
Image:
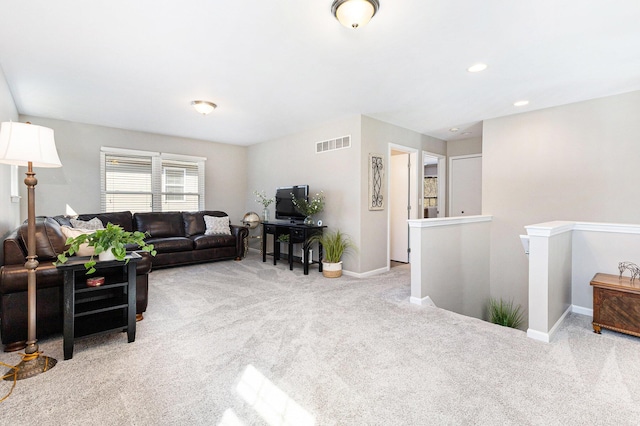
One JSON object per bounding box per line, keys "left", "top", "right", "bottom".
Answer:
{"left": 422, "top": 151, "right": 446, "bottom": 218}
{"left": 389, "top": 145, "right": 418, "bottom": 264}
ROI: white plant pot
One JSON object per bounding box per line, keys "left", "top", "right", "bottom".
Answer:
{"left": 98, "top": 249, "right": 116, "bottom": 262}
{"left": 322, "top": 261, "right": 343, "bottom": 278}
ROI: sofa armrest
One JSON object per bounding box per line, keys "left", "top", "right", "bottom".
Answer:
{"left": 231, "top": 225, "right": 249, "bottom": 258}
{"left": 3, "top": 230, "right": 26, "bottom": 266}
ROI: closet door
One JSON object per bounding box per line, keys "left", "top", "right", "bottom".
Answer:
{"left": 449, "top": 155, "right": 482, "bottom": 217}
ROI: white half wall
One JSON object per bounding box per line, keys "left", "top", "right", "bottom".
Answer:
{"left": 409, "top": 215, "right": 492, "bottom": 320}
{"left": 525, "top": 220, "right": 640, "bottom": 342}
{"left": 526, "top": 222, "right": 573, "bottom": 342}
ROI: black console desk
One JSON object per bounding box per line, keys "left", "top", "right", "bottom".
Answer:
{"left": 262, "top": 221, "right": 326, "bottom": 275}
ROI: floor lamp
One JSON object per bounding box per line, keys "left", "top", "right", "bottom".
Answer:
{"left": 0, "top": 121, "right": 62, "bottom": 380}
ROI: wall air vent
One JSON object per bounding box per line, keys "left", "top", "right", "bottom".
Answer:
{"left": 316, "top": 135, "right": 351, "bottom": 154}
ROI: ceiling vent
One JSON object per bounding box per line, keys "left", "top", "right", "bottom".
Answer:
{"left": 316, "top": 135, "right": 351, "bottom": 154}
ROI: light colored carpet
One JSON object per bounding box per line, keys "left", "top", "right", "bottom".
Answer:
{"left": 1, "top": 251, "right": 640, "bottom": 425}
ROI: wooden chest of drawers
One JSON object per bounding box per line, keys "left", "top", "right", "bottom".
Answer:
{"left": 590, "top": 273, "right": 640, "bottom": 337}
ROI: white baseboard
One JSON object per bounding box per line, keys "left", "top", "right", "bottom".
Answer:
{"left": 527, "top": 305, "right": 572, "bottom": 343}
{"left": 410, "top": 296, "right": 436, "bottom": 307}
{"left": 344, "top": 266, "right": 389, "bottom": 278}
{"left": 527, "top": 328, "right": 550, "bottom": 343}
{"left": 571, "top": 305, "right": 593, "bottom": 317}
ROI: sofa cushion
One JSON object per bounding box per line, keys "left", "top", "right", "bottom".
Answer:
{"left": 191, "top": 234, "right": 236, "bottom": 250}
{"left": 70, "top": 217, "right": 104, "bottom": 230}
{"left": 134, "top": 212, "right": 185, "bottom": 238}
{"left": 204, "top": 215, "right": 231, "bottom": 235}
{"left": 182, "top": 211, "right": 229, "bottom": 237}
{"left": 18, "top": 217, "right": 66, "bottom": 261}
{"left": 145, "top": 237, "right": 193, "bottom": 253}
{"left": 60, "top": 226, "right": 95, "bottom": 256}
{"left": 53, "top": 211, "right": 134, "bottom": 232}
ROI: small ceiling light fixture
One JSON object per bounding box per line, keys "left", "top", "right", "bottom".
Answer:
{"left": 513, "top": 100, "right": 529, "bottom": 107}
{"left": 449, "top": 127, "right": 459, "bottom": 133}
{"left": 467, "top": 63, "right": 488, "bottom": 73}
{"left": 332, "top": 0, "right": 380, "bottom": 29}
{"left": 191, "top": 100, "right": 217, "bottom": 115}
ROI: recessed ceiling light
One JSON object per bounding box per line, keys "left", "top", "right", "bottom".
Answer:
{"left": 449, "top": 127, "right": 459, "bottom": 132}
{"left": 467, "top": 63, "right": 487, "bottom": 73}
{"left": 191, "top": 100, "right": 217, "bottom": 115}
{"left": 513, "top": 100, "right": 529, "bottom": 107}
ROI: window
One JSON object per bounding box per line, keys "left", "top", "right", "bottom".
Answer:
{"left": 101, "top": 147, "right": 205, "bottom": 213}
{"left": 163, "top": 167, "right": 186, "bottom": 202}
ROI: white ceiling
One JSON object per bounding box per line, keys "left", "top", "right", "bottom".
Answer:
{"left": 1, "top": 1, "right": 639, "bottom": 146}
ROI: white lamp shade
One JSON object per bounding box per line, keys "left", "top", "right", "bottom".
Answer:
{"left": 0, "top": 122, "right": 62, "bottom": 168}
{"left": 335, "top": 0, "right": 377, "bottom": 28}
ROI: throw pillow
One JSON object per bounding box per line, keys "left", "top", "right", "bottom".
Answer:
{"left": 70, "top": 217, "right": 104, "bottom": 230}
{"left": 204, "top": 215, "right": 231, "bottom": 235}
{"left": 60, "top": 226, "right": 95, "bottom": 256}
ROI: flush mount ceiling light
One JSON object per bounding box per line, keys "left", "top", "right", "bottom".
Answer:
{"left": 191, "top": 100, "right": 217, "bottom": 115}
{"left": 467, "top": 63, "right": 488, "bottom": 73}
{"left": 332, "top": 0, "right": 380, "bottom": 29}
{"left": 514, "top": 100, "right": 530, "bottom": 107}
{"left": 449, "top": 127, "right": 459, "bottom": 133}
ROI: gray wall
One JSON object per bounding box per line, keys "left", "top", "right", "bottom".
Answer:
{"left": 0, "top": 66, "right": 20, "bottom": 263}
{"left": 246, "top": 115, "right": 446, "bottom": 275}
{"left": 361, "top": 116, "right": 446, "bottom": 273}
{"left": 17, "top": 116, "right": 248, "bottom": 221}
{"left": 483, "top": 90, "right": 640, "bottom": 323}
{"left": 247, "top": 115, "right": 362, "bottom": 271}
{"left": 447, "top": 137, "right": 482, "bottom": 157}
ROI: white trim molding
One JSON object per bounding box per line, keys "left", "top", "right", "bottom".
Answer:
{"left": 571, "top": 305, "right": 593, "bottom": 317}
{"left": 409, "top": 215, "right": 492, "bottom": 228}
{"left": 527, "top": 305, "right": 572, "bottom": 343}
{"left": 410, "top": 296, "right": 436, "bottom": 307}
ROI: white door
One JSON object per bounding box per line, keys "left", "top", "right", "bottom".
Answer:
{"left": 449, "top": 155, "right": 482, "bottom": 217}
{"left": 390, "top": 153, "right": 409, "bottom": 262}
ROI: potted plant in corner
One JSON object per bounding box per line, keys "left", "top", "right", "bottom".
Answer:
{"left": 488, "top": 297, "right": 525, "bottom": 329}
{"left": 56, "top": 222, "right": 156, "bottom": 274}
{"left": 308, "top": 229, "right": 356, "bottom": 278}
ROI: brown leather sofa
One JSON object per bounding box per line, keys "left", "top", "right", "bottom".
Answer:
{"left": 0, "top": 210, "right": 248, "bottom": 351}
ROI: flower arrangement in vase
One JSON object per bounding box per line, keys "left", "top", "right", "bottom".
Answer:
{"left": 292, "top": 191, "right": 325, "bottom": 225}
{"left": 254, "top": 190, "right": 275, "bottom": 221}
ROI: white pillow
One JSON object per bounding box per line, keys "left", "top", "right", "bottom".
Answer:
{"left": 204, "top": 215, "right": 231, "bottom": 235}
{"left": 61, "top": 226, "right": 96, "bottom": 256}
{"left": 70, "top": 217, "right": 104, "bottom": 230}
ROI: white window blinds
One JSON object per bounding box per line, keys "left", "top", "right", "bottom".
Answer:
{"left": 101, "top": 147, "right": 206, "bottom": 213}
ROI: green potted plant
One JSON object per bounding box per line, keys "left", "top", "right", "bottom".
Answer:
{"left": 56, "top": 222, "right": 156, "bottom": 274}
{"left": 488, "top": 297, "right": 525, "bottom": 329}
{"left": 308, "top": 229, "right": 356, "bottom": 278}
